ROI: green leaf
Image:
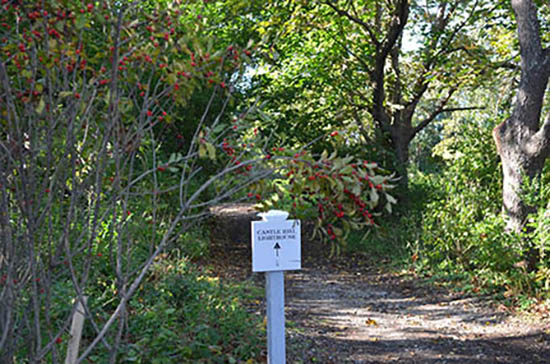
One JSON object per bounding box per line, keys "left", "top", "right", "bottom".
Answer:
{"left": 340, "top": 165, "right": 353, "bottom": 174}
{"left": 370, "top": 175, "right": 385, "bottom": 185}
{"left": 205, "top": 142, "right": 216, "bottom": 160}
{"left": 370, "top": 188, "right": 379, "bottom": 205}
{"left": 76, "top": 14, "right": 87, "bottom": 30}
{"left": 199, "top": 144, "right": 206, "bottom": 158}
{"left": 35, "top": 98, "right": 45, "bottom": 114}
{"left": 21, "top": 70, "right": 32, "bottom": 79}
{"left": 334, "top": 177, "right": 344, "bottom": 192}
{"left": 59, "top": 91, "right": 73, "bottom": 98}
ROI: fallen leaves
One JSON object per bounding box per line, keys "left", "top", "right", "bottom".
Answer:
{"left": 365, "top": 318, "right": 378, "bottom": 326}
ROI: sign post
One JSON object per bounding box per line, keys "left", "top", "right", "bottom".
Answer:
{"left": 251, "top": 210, "right": 301, "bottom": 364}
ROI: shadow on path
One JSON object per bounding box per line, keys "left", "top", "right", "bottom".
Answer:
{"left": 205, "top": 205, "right": 549, "bottom": 363}
{"left": 285, "top": 259, "right": 550, "bottom": 364}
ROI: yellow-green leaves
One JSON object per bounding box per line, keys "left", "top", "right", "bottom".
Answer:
{"left": 35, "top": 98, "right": 45, "bottom": 115}
{"left": 199, "top": 141, "right": 216, "bottom": 160}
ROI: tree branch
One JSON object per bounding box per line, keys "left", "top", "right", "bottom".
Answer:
{"left": 511, "top": 0, "right": 544, "bottom": 69}
{"left": 324, "top": 1, "right": 380, "bottom": 47}
{"left": 406, "top": 0, "right": 480, "bottom": 111}
{"left": 412, "top": 90, "right": 484, "bottom": 137}
{"left": 509, "top": 0, "right": 550, "bottom": 133}
{"left": 380, "top": 0, "right": 409, "bottom": 60}
{"left": 328, "top": 31, "right": 371, "bottom": 72}
{"left": 370, "top": 0, "right": 409, "bottom": 132}
{"left": 526, "top": 112, "right": 550, "bottom": 158}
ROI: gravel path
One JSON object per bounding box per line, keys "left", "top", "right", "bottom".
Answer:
{"left": 285, "top": 261, "right": 550, "bottom": 363}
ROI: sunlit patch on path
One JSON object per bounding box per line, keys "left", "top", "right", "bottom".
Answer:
{"left": 286, "top": 265, "right": 549, "bottom": 363}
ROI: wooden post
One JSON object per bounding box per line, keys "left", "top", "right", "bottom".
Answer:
{"left": 252, "top": 210, "right": 300, "bottom": 364}
{"left": 65, "top": 296, "right": 88, "bottom": 364}
{"left": 266, "top": 271, "right": 285, "bottom": 364}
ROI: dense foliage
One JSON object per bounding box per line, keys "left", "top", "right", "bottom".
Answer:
{"left": 2, "top": 0, "right": 550, "bottom": 362}
{"left": 0, "top": 1, "right": 395, "bottom": 362}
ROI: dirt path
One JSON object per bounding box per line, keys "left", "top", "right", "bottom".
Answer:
{"left": 285, "top": 256, "right": 550, "bottom": 363}
{"left": 207, "top": 206, "right": 550, "bottom": 363}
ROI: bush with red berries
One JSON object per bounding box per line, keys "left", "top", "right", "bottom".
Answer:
{"left": 0, "top": 1, "right": 395, "bottom": 362}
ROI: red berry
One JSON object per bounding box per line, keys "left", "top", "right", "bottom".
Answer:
{"left": 330, "top": 131, "right": 339, "bottom": 137}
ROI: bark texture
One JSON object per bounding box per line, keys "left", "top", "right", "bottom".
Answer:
{"left": 493, "top": 0, "right": 550, "bottom": 234}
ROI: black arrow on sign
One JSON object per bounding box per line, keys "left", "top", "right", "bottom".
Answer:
{"left": 273, "top": 242, "right": 281, "bottom": 257}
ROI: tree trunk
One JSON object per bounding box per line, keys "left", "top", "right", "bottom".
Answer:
{"left": 496, "top": 132, "right": 547, "bottom": 271}
{"left": 495, "top": 0, "right": 550, "bottom": 229}
{"left": 391, "top": 123, "right": 412, "bottom": 186}
{"left": 493, "top": 0, "right": 550, "bottom": 269}
{"left": 496, "top": 135, "right": 541, "bottom": 232}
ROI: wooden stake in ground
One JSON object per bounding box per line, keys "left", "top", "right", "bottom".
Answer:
{"left": 252, "top": 210, "right": 301, "bottom": 364}
{"left": 65, "top": 296, "right": 88, "bottom": 364}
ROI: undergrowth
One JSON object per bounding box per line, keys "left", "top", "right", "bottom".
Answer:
{"left": 76, "top": 227, "right": 266, "bottom": 364}
{"left": 347, "top": 118, "right": 550, "bottom": 311}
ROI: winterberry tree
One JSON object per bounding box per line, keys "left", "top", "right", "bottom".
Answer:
{"left": 0, "top": 1, "right": 395, "bottom": 362}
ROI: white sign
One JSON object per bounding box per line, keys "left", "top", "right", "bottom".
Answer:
{"left": 251, "top": 211, "right": 301, "bottom": 272}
